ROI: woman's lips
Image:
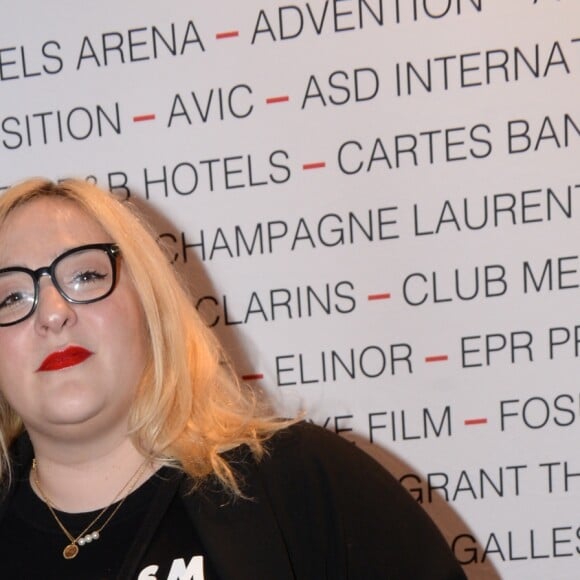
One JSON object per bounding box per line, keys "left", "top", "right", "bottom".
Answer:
{"left": 36, "top": 346, "right": 94, "bottom": 372}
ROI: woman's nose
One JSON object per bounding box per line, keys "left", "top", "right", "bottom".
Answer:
{"left": 34, "top": 278, "right": 77, "bottom": 333}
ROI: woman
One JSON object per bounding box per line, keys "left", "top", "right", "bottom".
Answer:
{"left": 0, "top": 178, "right": 465, "bottom": 579}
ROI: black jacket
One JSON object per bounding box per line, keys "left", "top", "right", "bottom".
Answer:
{"left": 1, "top": 422, "right": 466, "bottom": 579}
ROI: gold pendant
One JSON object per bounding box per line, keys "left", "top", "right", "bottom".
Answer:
{"left": 63, "top": 543, "right": 79, "bottom": 559}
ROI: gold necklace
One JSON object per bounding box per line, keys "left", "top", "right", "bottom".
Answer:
{"left": 31, "top": 457, "right": 150, "bottom": 560}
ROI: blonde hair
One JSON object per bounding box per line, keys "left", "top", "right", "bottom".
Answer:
{"left": 0, "top": 178, "right": 291, "bottom": 493}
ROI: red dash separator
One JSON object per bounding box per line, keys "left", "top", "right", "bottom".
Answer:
{"left": 242, "top": 373, "right": 264, "bottom": 381}
{"left": 425, "top": 355, "right": 448, "bottom": 363}
{"left": 303, "top": 162, "right": 326, "bottom": 170}
{"left": 133, "top": 114, "right": 156, "bottom": 122}
{"left": 368, "top": 293, "right": 391, "bottom": 301}
{"left": 266, "top": 96, "right": 289, "bottom": 104}
{"left": 216, "top": 31, "right": 239, "bottom": 39}
{"left": 464, "top": 418, "right": 488, "bottom": 426}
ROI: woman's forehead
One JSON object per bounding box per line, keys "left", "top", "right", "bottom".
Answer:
{"left": 2, "top": 196, "right": 102, "bottom": 232}
{"left": 0, "top": 197, "right": 109, "bottom": 266}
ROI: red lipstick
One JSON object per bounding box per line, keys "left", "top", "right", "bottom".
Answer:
{"left": 37, "top": 346, "right": 93, "bottom": 372}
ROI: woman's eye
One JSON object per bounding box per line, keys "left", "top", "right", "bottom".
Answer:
{"left": 74, "top": 270, "right": 107, "bottom": 284}
{"left": 0, "top": 292, "right": 25, "bottom": 310}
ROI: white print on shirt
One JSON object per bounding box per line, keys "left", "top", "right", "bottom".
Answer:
{"left": 137, "top": 556, "right": 205, "bottom": 580}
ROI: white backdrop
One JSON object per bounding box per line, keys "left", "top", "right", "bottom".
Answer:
{"left": 2, "top": 1, "right": 579, "bottom": 578}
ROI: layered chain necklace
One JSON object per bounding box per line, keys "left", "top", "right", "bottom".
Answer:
{"left": 31, "top": 457, "right": 150, "bottom": 560}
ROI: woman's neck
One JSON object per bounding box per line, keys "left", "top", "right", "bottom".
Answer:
{"left": 28, "top": 435, "right": 156, "bottom": 513}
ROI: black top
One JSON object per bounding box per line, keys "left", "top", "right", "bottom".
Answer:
{"left": 0, "top": 422, "right": 467, "bottom": 579}
{"left": 0, "top": 466, "right": 219, "bottom": 579}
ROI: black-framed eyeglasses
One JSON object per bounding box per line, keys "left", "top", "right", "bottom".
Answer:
{"left": 0, "top": 243, "right": 121, "bottom": 327}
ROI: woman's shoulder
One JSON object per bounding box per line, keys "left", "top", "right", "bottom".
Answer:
{"left": 228, "top": 421, "right": 467, "bottom": 579}
{"left": 241, "top": 419, "right": 422, "bottom": 516}
{"left": 257, "top": 420, "right": 395, "bottom": 484}
{"left": 264, "top": 419, "right": 366, "bottom": 454}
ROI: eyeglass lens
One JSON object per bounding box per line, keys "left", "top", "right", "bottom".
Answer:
{"left": 0, "top": 247, "right": 115, "bottom": 325}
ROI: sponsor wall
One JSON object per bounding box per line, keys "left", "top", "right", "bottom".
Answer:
{"left": 1, "top": 1, "right": 579, "bottom": 577}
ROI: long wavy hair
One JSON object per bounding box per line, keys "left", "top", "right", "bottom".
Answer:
{"left": 0, "top": 178, "right": 291, "bottom": 494}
